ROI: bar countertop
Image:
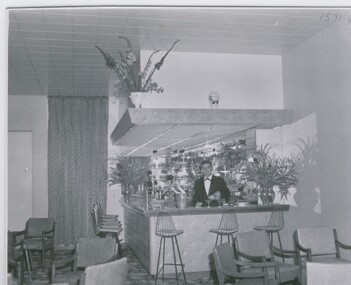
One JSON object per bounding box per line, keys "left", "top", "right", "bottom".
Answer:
{"left": 120, "top": 200, "right": 289, "bottom": 217}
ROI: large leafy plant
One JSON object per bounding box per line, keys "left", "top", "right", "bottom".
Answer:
{"left": 108, "top": 155, "right": 146, "bottom": 191}
{"left": 242, "top": 145, "right": 300, "bottom": 198}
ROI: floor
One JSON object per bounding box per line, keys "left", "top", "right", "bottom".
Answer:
{"left": 16, "top": 243, "right": 302, "bottom": 285}
{"left": 20, "top": 243, "right": 215, "bottom": 285}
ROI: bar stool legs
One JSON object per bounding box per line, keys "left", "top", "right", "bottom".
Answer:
{"left": 155, "top": 236, "right": 187, "bottom": 285}
{"left": 268, "top": 231, "right": 284, "bottom": 262}
{"left": 209, "top": 233, "right": 234, "bottom": 281}
{"left": 209, "top": 209, "right": 239, "bottom": 282}
{"left": 254, "top": 208, "right": 285, "bottom": 262}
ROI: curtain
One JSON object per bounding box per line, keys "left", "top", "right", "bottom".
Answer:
{"left": 48, "top": 96, "right": 108, "bottom": 244}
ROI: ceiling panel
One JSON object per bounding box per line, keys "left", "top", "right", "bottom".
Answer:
{"left": 8, "top": 6, "right": 347, "bottom": 97}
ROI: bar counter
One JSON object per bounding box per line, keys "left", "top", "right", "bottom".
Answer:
{"left": 121, "top": 201, "right": 289, "bottom": 276}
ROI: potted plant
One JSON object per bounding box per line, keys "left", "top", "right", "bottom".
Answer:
{"left": 242, "top": 144, "right": 300, "bottom": 204}
{"left": 108, "top": 155, "right": 146, "bottom": 201}
{"left": 96, "top": 37, "right": 179, "bottom": 107}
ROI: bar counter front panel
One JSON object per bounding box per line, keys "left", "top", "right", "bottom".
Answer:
{"left": 122, "top": 201, "right": 289, "bottom": 276}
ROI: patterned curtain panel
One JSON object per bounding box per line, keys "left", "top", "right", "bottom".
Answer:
{"left": 48, "top": 96, "right": 108, "bottom": 244}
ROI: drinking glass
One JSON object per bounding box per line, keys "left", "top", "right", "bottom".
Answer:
{"left": 205, "top": 199, "right": 211, "bottom": 208}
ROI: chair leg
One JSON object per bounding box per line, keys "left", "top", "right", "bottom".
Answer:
{"left": 114, "top": 232, "right": 123, "bottom": 258}
{"left": 162, "top": 237, "right": 166, "bottom": 282}
{"left": 24, "top": 250, "right": 32, "bottom": 281}
{"left": 171, "top": 237, "right": 179, "bottom": 285}
{"left": 155, "top": 237, "right": 163, "bottom": 285}
{"left": 42, "top": 249, "right": 45, "bottom": 270}
{"left": 209, "top": 234, "right": 220, "bottom": 281}
{"left": 276, "top": 231, "right": 285, "bottom": 262}
{"left": 175, "top": 236, "right": 187, "bottom": 284}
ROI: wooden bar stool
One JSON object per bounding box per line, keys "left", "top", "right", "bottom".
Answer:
{"left": 209, "top": 208, "right": 239, "bottom": 281}
{"left": 154, "top": 212, "right": 187, "bottom": 285}
{"left": 254, "top": 207, "right": 285, "bottom": 262}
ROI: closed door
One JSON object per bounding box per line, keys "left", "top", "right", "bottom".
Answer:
{"left": 8, "top": 131, "right": 33, "bottom": 231}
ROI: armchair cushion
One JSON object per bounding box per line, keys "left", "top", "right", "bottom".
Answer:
{"left": 307, "top": 262, "right": 351, "bottom": 285}
{"left": 76, "top": 238, "right": 117, "bottom": 268}
{"left": 80, "top": 257, "right": 128, "bottom": 285}
{"left": 26, "top": 218, "right": 55, "bottom": 238}
{"left": 295, "top": 227, "right": 336, "bottom": 255}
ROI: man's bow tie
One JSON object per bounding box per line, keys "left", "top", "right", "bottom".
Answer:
{"left": 205, "top": 177, "right": 211, "bottom": 181}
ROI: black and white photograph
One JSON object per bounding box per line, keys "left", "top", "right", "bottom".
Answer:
{"left": 2, "top": 1, "right": 351, "bottom": 284}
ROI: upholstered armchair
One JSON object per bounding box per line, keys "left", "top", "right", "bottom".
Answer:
{"left": 235, "top": 231, "right": 301, "bottom": 285}
{"left": 51, "top": 238, "right": 119, "bottom": 285}
{"left": 294, "top": 226, "right": 351, "bottom": 265}
{"left": 306, "top": 262, "right": 351, "bottom": 285}
{"left": 79, "top": 257, "right": 128, "bottom": 285}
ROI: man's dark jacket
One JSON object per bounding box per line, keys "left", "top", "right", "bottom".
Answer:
{"left": 192, "top": 175, "right": 230, "bottom": 206}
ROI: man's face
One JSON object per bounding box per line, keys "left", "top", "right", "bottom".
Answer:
{"left": 201, "top": 163, "right": 212, "bottom": 177}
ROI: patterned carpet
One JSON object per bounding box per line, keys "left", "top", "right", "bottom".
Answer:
{"left": 20, "top": 243, "right": 215, "bottom": 285}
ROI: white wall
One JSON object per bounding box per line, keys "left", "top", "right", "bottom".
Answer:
{"left": 138, "top": 51, "right": 284, "bottom": 109}
{"left": 8, "top": 95, "right": 48, "bottom": 217}
{"left": 281, "top": 21, "right": 351, "bottom": 256}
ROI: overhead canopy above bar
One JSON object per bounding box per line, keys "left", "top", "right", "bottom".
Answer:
{"left": 111, "top": 108, "right": 293, "bottom": 157}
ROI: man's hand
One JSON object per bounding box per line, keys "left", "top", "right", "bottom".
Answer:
{"left": 213, "top": 191, "right": 221, "bottom": 200}
{"left": 195, "top": 202, "right": 202, "bottom": 208}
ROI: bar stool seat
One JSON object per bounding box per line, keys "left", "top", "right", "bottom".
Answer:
{"left": 209, "top": 208, "right": 238, "bottom": 281}
{"left": 154, "top": 212, "right": 187, "bottom": 285}
{"left": 254, "top": 207, "right": 285, "bottom": 262}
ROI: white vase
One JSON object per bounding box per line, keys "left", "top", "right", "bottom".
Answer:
{"left": 130, "top": 92, "right": 147, "bottom": 108}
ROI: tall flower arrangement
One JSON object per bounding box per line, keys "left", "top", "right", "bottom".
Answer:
{"left": 96, "top": 37, "right": 179, "bottom": 97}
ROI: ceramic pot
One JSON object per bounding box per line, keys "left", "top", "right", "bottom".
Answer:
{"left": 208, "top": 91, "right": 220, "bottom": 108}
{"left": 130, "top": 92, "right": 147, "bottom": 108}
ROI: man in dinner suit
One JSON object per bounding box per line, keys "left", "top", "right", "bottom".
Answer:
{"left": 192, "top": 160, "right": 230, "bottom": 207}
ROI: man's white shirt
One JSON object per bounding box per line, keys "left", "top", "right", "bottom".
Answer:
{"left": 204, "top": 175, "right": 213, "bottom": 196}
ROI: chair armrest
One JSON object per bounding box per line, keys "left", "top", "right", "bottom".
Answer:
{"left": 13, "top": 230, "right": 26, "bottom": 241}
{"left": 221, "top": 268, "right": 268, "bottom": 279}
{"left": 336, "top": 239, "right": 351, "bottom": 250}
{"left": 100, "top": 215, "right": 118, "bottom": 220}
{"left": 294, "top": 238, "right": 312, "bottom": 261}
{"left": 13, "top": 238, "right": 24, "bottom": 251}
{"left": 235, "top": 248, "right": 265, "bottom": 262}
{"left": 41, "top": 228, "right": 55, "bottom": 245}
{"left": 42, "top": 227, "right": 55, "bottom": 236}
{"left": 272, "top": 245, "right": 297, "bottom": 259}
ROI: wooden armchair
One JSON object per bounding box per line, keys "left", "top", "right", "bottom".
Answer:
{"left": 294, "top": 227, "right": 351, "bottom": 265}
{"left": 13, "top": 218, "right": 55, "bottom": 281}
{"left": 235, "top": 231, "right": 301, "bottom": 285}
{"left": 213, "top": 242, "right": 279, "bottom": 285}
{"left": 51, "top": 238, "right": 119, "bottom": 285}
{"left": 8, "top": 231, "right": 24, "bottom": 285}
